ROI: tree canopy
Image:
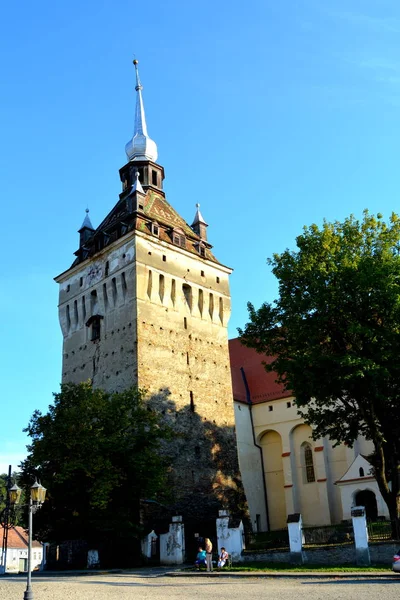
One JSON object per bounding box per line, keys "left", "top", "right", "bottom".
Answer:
{"left": 239, "top": 211, "right": 400, "bottom": 525}
{"left": 20, "top": 383, "right": 171, "bottom": 547}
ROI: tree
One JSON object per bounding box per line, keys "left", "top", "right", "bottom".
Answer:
{"left": 239, "top": 211, "right": 400, "bottom": 531}
{"left": 20, "top": 383, "right": 171, "bottom": 558}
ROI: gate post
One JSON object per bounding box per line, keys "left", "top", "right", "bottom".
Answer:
{"left": 351, "top": 506, "right": 370, "bottom": 566}
{"left": 287, "top": 513, "right": 304, "bottom": 564}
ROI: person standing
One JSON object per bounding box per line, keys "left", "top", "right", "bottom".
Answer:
{"left": 205, "top": 538, "right": 213, "bottom": 572}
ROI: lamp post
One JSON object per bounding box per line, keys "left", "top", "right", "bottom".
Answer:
{"left": 9, "top": 480, "right": 46, "bottom": 600}
{"left": 24, "top": 481, "right": 46, "bottom": 600}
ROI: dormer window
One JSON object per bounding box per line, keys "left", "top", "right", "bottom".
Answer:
{"left": 172, "top": 228, "right": 186, "bottom": 248}
{"left": 86, "top": 314, "right": 104, "bottom": 342}
{"left": 197, "top": 243, "right": 206, "bottom": 257}
{"left": 152, "top": 222, "right": 159, "bottom": 237}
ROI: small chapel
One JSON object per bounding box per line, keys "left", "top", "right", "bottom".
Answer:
{"left": 54, "top": 61, "right": 243, "bottom": 526}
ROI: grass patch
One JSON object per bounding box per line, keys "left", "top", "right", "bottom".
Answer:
{"left": 227, "top": 561, "right": 391, "bottom": 572}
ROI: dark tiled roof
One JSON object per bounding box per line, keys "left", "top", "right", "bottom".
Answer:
{"left": 1, "top": 526, "right": 41, "bottom": 549}
{"left": 72, "top": 188, "right": 219, "bottom": 268}
{"left": 229, "top": 338, "right": 292, "bottom": 405}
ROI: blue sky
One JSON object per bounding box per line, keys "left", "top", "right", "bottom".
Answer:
{"left": 1, "top": 0, "right": 400, "bottom": 473}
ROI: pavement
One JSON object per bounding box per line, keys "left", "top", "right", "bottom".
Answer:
{"left": 2, "top": 565, "right": 398, "bottom": 580}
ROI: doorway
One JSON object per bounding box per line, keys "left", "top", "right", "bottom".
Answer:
{"left": 354, "top": 490, "right": 378, "bottom": 521}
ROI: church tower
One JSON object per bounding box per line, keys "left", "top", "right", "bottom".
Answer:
{"left": 55, "top": 61, "right": 242, "bottom": 523}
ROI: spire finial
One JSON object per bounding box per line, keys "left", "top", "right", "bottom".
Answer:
{"left": 125, "top": 59, "right": 158, "bottom": 163}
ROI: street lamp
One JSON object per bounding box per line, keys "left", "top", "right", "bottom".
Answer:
{"left": 21, "top": 481, "right": 46, "bottom": 600}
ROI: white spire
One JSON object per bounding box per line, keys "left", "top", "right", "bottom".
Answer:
{"left": 125, "top": 59, "right": 158, "bottom": 163}
{"left": 192, "top": 203, "right": 207, "bottom": 226}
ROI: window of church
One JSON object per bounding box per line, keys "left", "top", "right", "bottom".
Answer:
{"left": 219, "top": 297, "right": 223, "bottom": 324}
{"left": 152, "top": 223, "right": 159, "bottom": 236}
{"left": 182, "top": 284, "right": 192, "bottom": 310}
{"left": 198, "top": 244, "right": 206, "bottom": 257}
{"left": 302, "top": 443, "right": 316, "bottom": 483}
{"left": 121, "top": 272, "right": 127, "bottom": 298}
{"left": 105, "top": 261, "right": 109, "bottom": 277}
{"left": 359, "top": 467, "right": 365, "bottom": 477}
{"left": 216, "top": 276, "right": 220, "bottom": 283}
{"left": 80, "top": 277, "right": 83, "bottom": 287}
{"left": 152, "top": 170, "right": 158, "bottom": 186}
{"left": 66, "top": 305, "right": 71, "bottom": 331}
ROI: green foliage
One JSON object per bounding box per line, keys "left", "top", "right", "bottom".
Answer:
{"left": 20, "top": 383, "right": 172, "bottom": 544}
{"left": 240, "top": 211, "right": 400, "bottom": 520}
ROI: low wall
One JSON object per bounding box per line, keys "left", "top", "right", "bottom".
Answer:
{"left": 242, "top": 541, "right": 399, "bottom": 565}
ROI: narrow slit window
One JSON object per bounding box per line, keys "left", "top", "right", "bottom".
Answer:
{"left": 159, "top": 274, "right": 165, "bottom": 302}
{"left": 182, "top": 283, "right": 192, "bottom": 310}
{"left": 147, "top": 270, "right": 152, "bottom": 299}
{"left": 112, "top": 278, "right": 117, "bottom": 304}
{"left": 198, "top": 288, "right": 203, "bottom": 316}
{"left": 121, "top": 272, "right": 127, "bottom": 298}
{"left": 103, "top": 283, "right": 108, "bottom": 310}
{"left": 219, "top": 297, "right": 223, "bottom": 324}
{"left": 66, "top": 305, "right": 71, "bottom": 331}
{"left": 190, "top": 391, "right": 195, "bottom": 412}
{"left": 171, "top": 278, "right": 176, "bottom": 305}
{"left": 184, "top": 317, "right": 187, "bottom": 329}
{"left": 91, "top": 290, "right": 98, "bottom": 313}
{"left": 105, "top": 261, "right": 109, "bottom": 277}
{"left": 82, "top": 296, "right": 86, "bottom": 321}
{"left": 74, "top": 300, "right": 79, "bottom": 327}
{"left": 209, "top": 293, "right": 214, "bottom": 319}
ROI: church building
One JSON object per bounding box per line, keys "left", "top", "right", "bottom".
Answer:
{"left": 54, "top": 61, "right": 243, "bottom": 524}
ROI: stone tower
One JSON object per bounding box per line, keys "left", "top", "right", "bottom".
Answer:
{"left": 55, "top": 61, "right": 243, "bottom": 523}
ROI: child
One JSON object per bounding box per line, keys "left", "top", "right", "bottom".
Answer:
{"left": 218, "top": 547, "right": 229, "bottom": 568}
{"left": 195, "top": 547, "right": 207, "bottom": 569}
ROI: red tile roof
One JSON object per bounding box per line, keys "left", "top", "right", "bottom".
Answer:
{"left": 229, "top": 338, "right": 292, "bottom": 404}
{"left": 1, "top": 526, "right": 41, "bottom": 549}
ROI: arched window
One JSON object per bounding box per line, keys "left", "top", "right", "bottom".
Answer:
{"left": 359, "top": 467, "right": 365, "bottom": 477}
{"left": 302, "top": 442, "right": 315, "bottom": 483}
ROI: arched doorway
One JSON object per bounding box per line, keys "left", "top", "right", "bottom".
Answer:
{"left": 354, "top": 490, "right": 378, "bottom": 521}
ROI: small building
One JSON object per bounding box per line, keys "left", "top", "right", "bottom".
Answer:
{"left": 0, "top": 526, "right": 42, "bottom": 573}
{"left": 229, "top": 338, "right": 388, "bottom": 531}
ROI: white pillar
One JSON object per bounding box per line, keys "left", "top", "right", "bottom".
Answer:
{"left": 287, "top": 513, "right": 304, "bottom": 564}
{"left": 160, "top": 516, "right": 185, "bottom": 565}
{"left": 216, "top": 510, "right": 245, "bottom": 562}
{"left": 351, "top": 506, "right": 370, "bottom": 566}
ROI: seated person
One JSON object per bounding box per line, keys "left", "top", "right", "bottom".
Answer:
{"left": 195, "top": 547, "right": 207, "bottom": 569}
{"left": 218, "top": 547, "right": 229, "bottom": 568}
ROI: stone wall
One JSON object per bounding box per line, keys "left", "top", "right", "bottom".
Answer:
{"left": 242, "top": 541, "right": 399, "bottom": 565}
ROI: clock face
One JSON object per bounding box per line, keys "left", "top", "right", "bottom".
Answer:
{"left": 86, "top": 264, "right": 102, "bottom": 285}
